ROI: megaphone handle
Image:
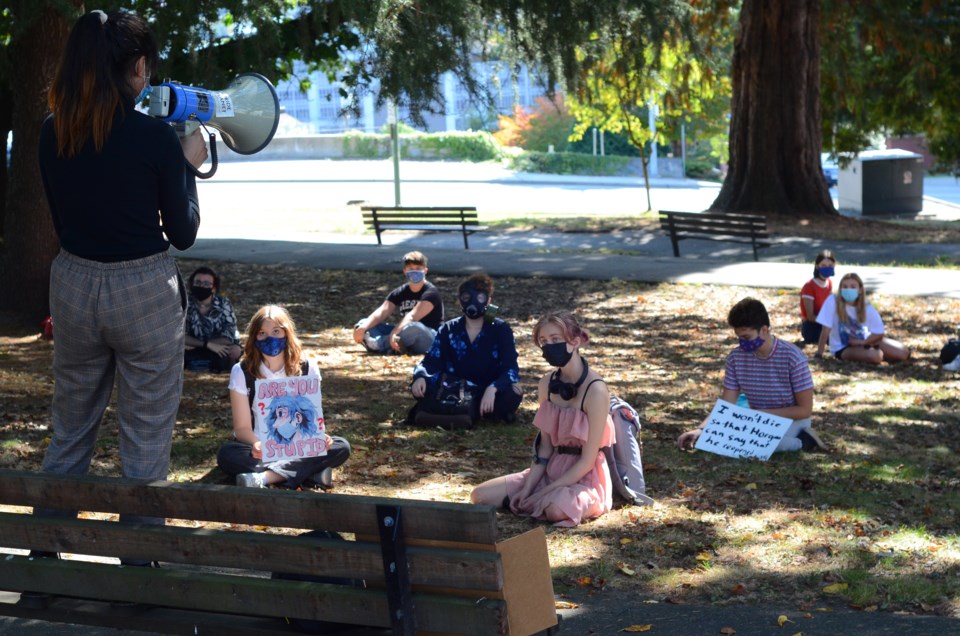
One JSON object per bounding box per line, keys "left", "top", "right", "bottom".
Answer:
{"left": 189, "top": 132, "right": 218, "bottom": 179}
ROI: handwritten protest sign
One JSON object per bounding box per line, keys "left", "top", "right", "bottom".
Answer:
{"left": 253, "top": 374, "right": 326, "bottom": 463}
{"left": 694, "top": 399, "right": 791, "bottom": 460}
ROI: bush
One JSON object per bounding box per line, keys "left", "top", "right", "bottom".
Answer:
{"left": 415, "top": 131, "right": 503, "bottom": 162}
{"left": 507, "top": 151, "right": 630, "bottom": 176}
{"left": 341, "top": 130, "right": 502, "bottom": 162}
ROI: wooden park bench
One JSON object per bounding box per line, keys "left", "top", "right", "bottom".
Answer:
{"left": 361, "top": 206, "right": 485, "bottom": 249}
{"left": 0, "top": 469, "right": 558, "bottom": 635}
{"left": 658, "top": 210, "right": 774, "bottom": 261}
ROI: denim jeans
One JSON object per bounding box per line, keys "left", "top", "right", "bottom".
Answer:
{"left": 363, "top": 322, "right": 436, "bottom": 355}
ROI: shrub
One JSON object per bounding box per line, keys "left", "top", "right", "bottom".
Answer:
{"left": 341, "top": 130, "right": 502, "bottom": 162}
{"left": 507, "top": 151, "right": 630, "bottom": 176}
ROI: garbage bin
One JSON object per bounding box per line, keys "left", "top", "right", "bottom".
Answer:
{"left": 837, "top": 149, "right": 924, "bottom": 215}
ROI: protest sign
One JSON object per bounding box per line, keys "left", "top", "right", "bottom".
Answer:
{"left": 694, "top": 399, "right": 791, "bottom": 460}
{"left": 253, "top": 374, "right": 326, "bottom": 463}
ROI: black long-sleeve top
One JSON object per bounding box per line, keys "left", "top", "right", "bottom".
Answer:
{"left": 38, "top": 102, "right": 200, "bottom": 262}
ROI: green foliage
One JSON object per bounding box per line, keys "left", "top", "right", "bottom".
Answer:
{"left": 507, "top": 151, "right": 630, "bottom": 176}
{"left": 342, "top": 130, "right": 502, "bottom": 162}
{"left": 820, "top": 0, "right": 960, "bottom": 163}
{"left": 415, "top": 131, "right": 503, "bottom": 162}
{"left": 342, "top": 131, "right": 388, "bottom": 159}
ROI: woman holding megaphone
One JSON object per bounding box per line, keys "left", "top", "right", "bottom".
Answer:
{"left": 34, "top": 9, "right": 207, "bottom": 555}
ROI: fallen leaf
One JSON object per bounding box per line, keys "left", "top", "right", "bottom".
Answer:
{"left": 720, "top": 627, "right": 736, "bottom": 634}
{"left": 778, "top": 615, "right": 793, "bottom": 626}
{"left": 730, "top": 583, "right": 748, "bottom": 596}
{"left": 618, "top": 562, "right": 637, "bottom": 576}
{"left": 744, "top": 482, "right": 757, "bottom": 491}
{"left": 576, "top": 576, "right": 593, "bottom": 587}
{"left": 695, "top": 552, "right": 712, "bottom": 561}
{"left": 621, "top": 624, "right": 652, "bottom": 632}
{"left": 555, "top": 601, "right": 579, "bottom": 610}
{"left": 864, "top": 605, "right": 878, "bottom": 612}
{"left": 822, "top": 583, "right": 848, "bottom": 594}
{"left": 620, "top": 538, "right": 635, "bottom": 546}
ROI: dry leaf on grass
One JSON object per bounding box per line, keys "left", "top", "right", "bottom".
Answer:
{"left": 621, "top": 625, "right": 653, "bottom": 633}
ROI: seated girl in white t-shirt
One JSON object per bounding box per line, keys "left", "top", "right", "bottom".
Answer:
{"left": 815, "top": 273, "right": 910, "bottom": 364}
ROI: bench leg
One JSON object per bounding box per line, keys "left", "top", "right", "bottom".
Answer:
{"left": 751, "top": 237, "right": 759, "bottom": 261}
{"left": 670, "top": 233, "right": 681, "bottom": 257}
{"left": 463, "top": 229, "right": 469, "bottom": 250}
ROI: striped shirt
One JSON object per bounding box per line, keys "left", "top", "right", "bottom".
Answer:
{"left": 723, "top": 337, "right": 814, "bottom": 409}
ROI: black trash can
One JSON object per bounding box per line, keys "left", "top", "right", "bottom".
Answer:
{"left": 838, "top": 149, "right": 924, "bottom": 215}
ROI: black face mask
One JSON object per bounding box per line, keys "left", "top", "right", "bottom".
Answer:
{"left": 191, "top": 285, "right": 213, "bottom": 301}
{"left": 541, "top": 341, "right": 573, "bottom": 368}
{"left": 549, "top": 358, "right": 589, "bottom": 400}
{"left": 459, "top": 285, "right": 488, "bottom": 320}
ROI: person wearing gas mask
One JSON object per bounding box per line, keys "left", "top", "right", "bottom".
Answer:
{"left": 411, "top": 273, "right": 522, "bottom": 423}
{"left": 352, "top": 251, "right": 444, "bottom": 355}
{"left": 184, "top": 266, "right": 242, "bottom": 372}
{"left": 219, "top": 305, "right": 351, "bottom": 489}
{"left": 677, "top": 297, "right": 826, "bottom": 453}
{"left": 470, "top": 310, "right": 616, "bottom": 527}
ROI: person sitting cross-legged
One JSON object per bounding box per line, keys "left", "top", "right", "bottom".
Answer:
{"left": 352, "top": 250, "right": 444, "bottom": 355}
{"left": 677, "top": 297, "right": 827, "bottom": 454}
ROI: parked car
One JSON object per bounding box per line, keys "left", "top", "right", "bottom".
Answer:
{"left": 821, "top": 152, "right": 839, "bottom": 188}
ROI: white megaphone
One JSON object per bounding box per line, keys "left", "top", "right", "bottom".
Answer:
{"left": 146, "top": 72, "right": 280, "bottom": 179}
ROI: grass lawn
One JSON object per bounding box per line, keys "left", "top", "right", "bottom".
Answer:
{"left": 1, "top": 259, "right": 958, "bottom": 618}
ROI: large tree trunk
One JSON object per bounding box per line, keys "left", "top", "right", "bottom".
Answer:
{"left": 711, "top": 0, "right": 835, "bottom": 217}
{"left": 0, "top": 2, "right": 77, "bottom": 320}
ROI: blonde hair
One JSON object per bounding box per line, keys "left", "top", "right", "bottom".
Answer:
{"left": 241, "top": 305, "right": 303, "bottom": 378}
{"left": 836, "top": 273, "right": 867, "bottom": 325}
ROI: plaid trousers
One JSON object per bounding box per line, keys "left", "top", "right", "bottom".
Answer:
{"left": 43, "top": 250, "right": 186, "bottom": 525}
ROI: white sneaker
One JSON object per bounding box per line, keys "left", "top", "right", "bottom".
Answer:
{"left": 236, "top": 472, "right": 267, "bottom": 488}
{"left": 943, "top": 357, "right": 960, "bottom": 371}
{"left": 311, "top": 467, "right": 333, "bottom": 489}
{"left": 362, "top": 332, "right": 382, "bottom": 352}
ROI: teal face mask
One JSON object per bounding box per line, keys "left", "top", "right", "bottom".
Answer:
{"left": 840, "top": 288, "right": 859, "bottom": 303}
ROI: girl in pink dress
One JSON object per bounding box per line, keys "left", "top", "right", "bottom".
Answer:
{"left": 471, "top": 311, "right": 615, "bottom": 527}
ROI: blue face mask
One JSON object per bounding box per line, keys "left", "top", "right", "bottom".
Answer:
{"left": 255, "top": 336, "right": 286, "bottom": 357}
{"left": 738, "top": 336, "right": 765, "bottom": 352}
{"left": 405, "top": 269, "right": 425, "bottom": 284}
{"left": 276, "top": 420, "right": 297, "bottom": 440}
{"left": 135, "top": 83, "right": 152, "bottom": 105}
{"left": 840, "top": 288, "right": 859, "bottom": 303}
{"left": 817, "top": 266, "right": 835, "bottom": 279}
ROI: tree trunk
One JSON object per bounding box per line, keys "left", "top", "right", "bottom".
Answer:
{"left": 1, "top": 2, "right": 77, "bottom": 320}
{"left": 711, "top": 0, "right": 835, "bottom": 217}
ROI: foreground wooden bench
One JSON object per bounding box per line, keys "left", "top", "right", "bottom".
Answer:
{"left": 361, "top": 206, "right": 485, "bottom": 249}
{"left": 658, "top": 210, "right": 773, "bottom": 261}
{"left": 0, "top": 470, "right": 558, "bottom": 635}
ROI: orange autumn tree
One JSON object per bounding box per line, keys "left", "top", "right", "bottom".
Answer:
{"left": 494, "top": 95, "right": 576, "bottom": 151}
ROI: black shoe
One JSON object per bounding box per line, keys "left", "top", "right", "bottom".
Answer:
{"left": 797, "top": 429, "right": 827, "bottom": 452}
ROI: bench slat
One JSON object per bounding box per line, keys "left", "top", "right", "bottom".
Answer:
{"left": 0, "top": 513, "right": 504, "bottom": 591}
{"left": 0, "top": 470, "right": 499, "bottom": 545}
{"left": 0, "top": 557, "right": 507, "bottom": 635}
{"left": 658, "top": 210, "right": 773, "bottom": 261}
{"left": 361, "top": 206, "right": 477, "bottom": 212}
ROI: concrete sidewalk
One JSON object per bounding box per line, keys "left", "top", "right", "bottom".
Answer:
{"left": 176, "top": 228, "right": 960, "bottom": 299}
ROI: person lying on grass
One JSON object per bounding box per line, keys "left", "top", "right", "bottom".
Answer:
{"left": 677, "top": 297, "right": 827, "bottom": 453}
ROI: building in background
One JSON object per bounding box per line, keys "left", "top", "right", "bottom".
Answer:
{"left": 274, "top": 61, "right": 548, "bottom": 135}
